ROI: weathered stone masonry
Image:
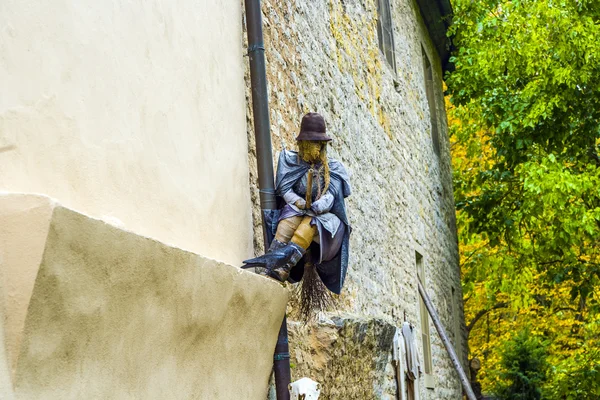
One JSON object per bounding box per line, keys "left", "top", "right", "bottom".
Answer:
{"left": 244, "top": 0, "right": 466, "bottom": 398}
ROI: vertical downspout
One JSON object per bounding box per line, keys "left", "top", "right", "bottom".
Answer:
{"left": 244, "top": 0, "right": 276, "bottom": 226}
{"left": 244, "top": 1, "right": 291, "bottom": 399}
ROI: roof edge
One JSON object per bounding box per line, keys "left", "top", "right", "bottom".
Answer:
{"left": 415, "top": 0, "right": 454, "bottom": 72}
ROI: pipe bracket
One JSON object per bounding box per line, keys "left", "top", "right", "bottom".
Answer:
{"left": 274, "top": 352, "right": 290, "bottom": 361}
{"left": 260, "top": 189, "right": 278, "bottom": 209}
{"left": 248, "top": 44, "right": 265, "bottom": 55}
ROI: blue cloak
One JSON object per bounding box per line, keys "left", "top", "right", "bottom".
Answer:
{"left": 264, "top": 150, "right": 352, "bottom": 294}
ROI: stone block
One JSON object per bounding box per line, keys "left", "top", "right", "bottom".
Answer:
{"left": 288, "top": 316, "right": 397, "bottom": 399}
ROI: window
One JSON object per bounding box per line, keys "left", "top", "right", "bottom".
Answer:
{"left": 416, "top": 252, "right": 434, "bottom": 388}
{"left": 422, "top": 47, "right": 440, "bottom": 157}
{"left": 452, "top": 287, "right": 464, "bottom": 367}
{"left": 377, "top": 0, "right": 396, "bottom": 72}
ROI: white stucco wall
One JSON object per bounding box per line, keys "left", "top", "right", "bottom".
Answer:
{"left": 0, "top": 0, "right": 252, "bottom": 265}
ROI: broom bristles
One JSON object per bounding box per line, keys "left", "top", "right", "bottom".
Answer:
{"left": 298, "top": 262, "right": 334, "bottom": 322}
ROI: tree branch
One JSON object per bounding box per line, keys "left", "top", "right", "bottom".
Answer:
{"left": 466, "top": 302, "right": 508, "bottom": 336}
{"left": 587, "top": 146, "right": 600, "bottom": 167}
{"left": 460, "top": 240, "right": 491, "bottom": 268}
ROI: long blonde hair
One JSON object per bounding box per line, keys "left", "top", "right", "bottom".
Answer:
{"left": 298, "top": 141, "right": 330, "bottom": 204}
{"left": 296, "top": 140, "right": 335, "bottom": 321}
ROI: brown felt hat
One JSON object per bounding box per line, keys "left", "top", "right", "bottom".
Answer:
{"left": 295, "top": 112, "right": 332, "bottom": 142}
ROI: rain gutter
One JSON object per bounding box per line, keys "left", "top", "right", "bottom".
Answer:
{"left": 243, "top": 1, "right": 291, "bottom": 399}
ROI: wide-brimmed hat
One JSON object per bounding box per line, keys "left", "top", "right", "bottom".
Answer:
{"left": 295, "top": 112, "right": 332, "bottom": 142}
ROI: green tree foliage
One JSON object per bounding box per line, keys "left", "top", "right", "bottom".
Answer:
{"left": 447, "top": 0, "right": 600, "bottom": 396}
{"left": 545, "top": 347, "right": 600, "bottom": 400}
{"left": 493, "top": 330, "right": 549, "bottom": 400}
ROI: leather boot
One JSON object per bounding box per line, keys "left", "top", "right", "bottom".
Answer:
{"left": 255, "top": 239, "right": 288, "bottom": 277}
{"left": 241, "top": 242, "right": 305, "bottom": 282}
{"left": 269, "top": 242, "right": 304, "bottom": 281}
{"left": 267, "top": 239, "right": 287, "bottom": 253}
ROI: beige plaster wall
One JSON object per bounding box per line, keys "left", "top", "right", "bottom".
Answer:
{"left": 0, "top": 0, "right": 252, "bottom": 265}
{"left": 0, "top": 194, "right": 288, "bottom": 399}
{"left": 0, "top": 194, "right": 56, "bottom": 379}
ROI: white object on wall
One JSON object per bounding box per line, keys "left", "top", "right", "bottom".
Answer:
{"left": 289, "top": 377, "right": 321, "bottom": 400}
{"left": 393, "top": 328, "right": 407, "bottom": 400}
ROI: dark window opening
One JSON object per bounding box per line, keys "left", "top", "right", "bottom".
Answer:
{"left": 416, "top": 252, "right": 433, "bottom": 377}
{"left": 422, "top": 48, "right": 441, "bottom": 157}
{"left": 377, "top": 0, "right": 396, "bottom": 73}
{"left": 451, "top": 286, "right": 464, "bottom": 365}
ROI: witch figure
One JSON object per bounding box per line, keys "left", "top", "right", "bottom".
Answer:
{"left": 242, "top": 112, "right": 352, "bottom": 306}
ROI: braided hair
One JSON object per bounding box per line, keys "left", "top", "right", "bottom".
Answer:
{"left": 298, "top": 140, "right": 330, "bottom": 203}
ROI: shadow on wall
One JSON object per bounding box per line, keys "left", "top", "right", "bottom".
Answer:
{"left": 0, "top": 145, "right": 16, "bottom": 154}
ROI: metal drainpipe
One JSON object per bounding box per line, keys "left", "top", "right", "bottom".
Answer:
{"left": 244, "top": 1, "right": 291, "bottom": 399}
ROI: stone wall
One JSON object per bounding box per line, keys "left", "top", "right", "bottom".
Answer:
{"left": 244, "top": 0, "right": 466, "bottom": 398}
{"left": 288, "top": 316, "right": 397, "bottom": 399}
